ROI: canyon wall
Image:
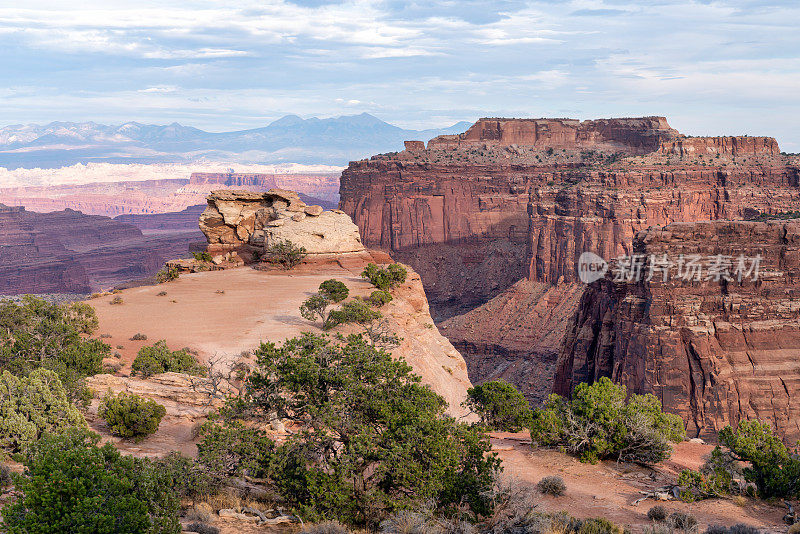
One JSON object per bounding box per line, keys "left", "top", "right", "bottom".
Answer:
{"left": 340, "top": 116, "right": 800, "bottom": 428}
{"left": 0, "top": 204, "right": 199, "bottom": 294}
{"left": 554, "top": 220, "right": 800, "bottom": 442}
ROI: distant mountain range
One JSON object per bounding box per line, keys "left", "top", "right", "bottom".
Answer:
{"left": 0, "top": 113, "right": 472, "bottom": 169}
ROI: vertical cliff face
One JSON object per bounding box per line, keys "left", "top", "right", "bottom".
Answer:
{"left": 339, "top": 116, "right": 800, "bottom": 417}
{"left": 554, "top": 220, "right": 800, "bottom": 442}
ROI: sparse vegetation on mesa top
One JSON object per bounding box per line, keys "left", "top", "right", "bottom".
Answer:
{"left": 361, "top": 262, "right": 407, "bottom": 291}
{"left": 192, "top": 251, "right": 213, "bottom": 262}
{"left": 156, "top": 264, "right": 180, "bottom": 283}
{"left": 99, "top": 391, "right": 167, "bottom": 439}
{"left": 465, "top": 380, "right": 533, "bottom": 432}
{"left": 529, "top": 377, "right": 685, "bottom": 465}
{"left": 131, "top": 340, "right": 206, "bottom": 378}
{"left": 263, "top": 239, "right": 307, "bottom": 269}
{"left": 537, "top": 475, "right": 566, "bottom": 496}
{"left": 318, "top": 279, "right": 349, "bottom": 302}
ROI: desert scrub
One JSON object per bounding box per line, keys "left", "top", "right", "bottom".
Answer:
{"left": 647, "top": 505, "right": 668, "bottom": 522}
{"left": 155, "top": 264, "right": 180, "bottom": 283}
{"left": 98, "top": 391, "right": 166, "bottom": 439}
{"left": 263, "top": 239, "right": 307, "bottom": 269}
{"left": 131, "top": 340, "right": 205, "bottom": 378}
{"left": 361, "top": 263, "right": 407, "bottom": 291}
{"left": 537, "top": 475, "right": 566, "bottom": 496}
{"left": 187, "top": 524, "right": 219, "bottom": 534}
{"left": 301, "top": 521, "right": 350, "bottom": 534}
{"left": 465, "top": 380, "right": 532, "bottom": 432}
{"left": 110, "top": 295, "right": 124, "bottom": 305}
{"left": 367, "top": 289, "right": 393, "bottom": 307}
{"left": 0, "top": 369, "right": 86, "bottom": 453}
{"left": 318, "top": 279, "right": 349, "bottom": 302}
{"left": 530, "top": 377, "right": 685, "bottom": 465}
{"left": 130, "top": 332, "right": 148, "bottom": 341}
{"left": 156, "top": 291, "right": 167, "bottom": 296}
{"left": 193, "top": 251, "right": 213, "bottom": 262}
{"left": 668, "top": 512, "right": 698, "bottom": 533}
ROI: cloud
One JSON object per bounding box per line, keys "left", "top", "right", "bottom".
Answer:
{"left": 0, "top": 0, "right": 797, "bottom": 152}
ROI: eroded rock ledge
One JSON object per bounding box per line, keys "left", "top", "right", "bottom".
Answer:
{"left": 199, "top": 189, "right": 364, "bottom": 264}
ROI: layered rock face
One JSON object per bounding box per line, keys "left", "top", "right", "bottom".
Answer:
{"left": 427, "top": 116, "right": 680, "bottom": 154}
{"left": 200, "top": 189, "right": 364, "bottom": 263}
{"left": 0, "top": 204, "right": 198, "bottom": 294}
{"left": 340, "top": 116, "right": 800, "bottom": 426}
{"left": 554, "top": 220, "right": 800, "bottom": 442}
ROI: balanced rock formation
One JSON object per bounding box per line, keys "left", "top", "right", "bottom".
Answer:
{"left": 554, "top": 220, "right": 800, "bottom": 442}
{"left": 200, "top": 189, "right": 364, "bottom": 263}
{"left": 340, "top": 116, "right": 800, "bottom": 427}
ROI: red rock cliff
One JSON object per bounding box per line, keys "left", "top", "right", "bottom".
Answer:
{"left": 339, "top": 116, "right": 800, "bottom": 412}
{"left": 554, "top": 220, "right": 800, "bottom": 442}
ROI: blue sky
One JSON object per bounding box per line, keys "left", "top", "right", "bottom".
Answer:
{"left": 1, "top": 0, "right": 798, "bottom": 151}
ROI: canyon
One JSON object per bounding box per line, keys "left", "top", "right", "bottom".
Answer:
{"left": 0, "top": 204, "right": 202, "bottom": 295}
{"left": 340, "top": 116, "right": 800, "bottom": 440}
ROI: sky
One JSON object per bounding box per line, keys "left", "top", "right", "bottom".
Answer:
{"left": 1, "top": 0, "right": 798, "bottom": 151}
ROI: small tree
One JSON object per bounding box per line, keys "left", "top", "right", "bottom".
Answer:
{"left": 99, "top": 391, "right": 167, "bottom": 439}
{"left": 361, "top": 263, "right": 407, "bottom": 291}
{"left": 529, "top": 377, "right": 685, "bottom": 464}
{"left": 367, "top": 290, "right": 393, "bottom": 307}
{"left": 300, "top": 293, "right": 333, "bottom": 327}
{"left": 325, "top": 299, "right": 382, "bottom": 330}
{"left": 318, "top": 279, "right": 349, "bottom": 302}
{"left": 264, "top": 239, "right": 307, "bottom": 269}
{"left": 240, "top": 333, "right": 501, "bottom": 526}
{"left": 677, "top": 446, "right": 743, "bottom": 502}
{"left": 718, "top": 420, "right": 800, "bottom": 499}
{"left": 1, "top": 428, "right": 180, "bottom": 533}
{"left": 465, "top": 380, "right": 533, "bottom": 432}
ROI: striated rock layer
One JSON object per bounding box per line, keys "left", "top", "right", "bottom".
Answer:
{"left": 0, "top": 204, "right": 198, "bottom": 294}
{"left": 340, "top": 116, "right": 800, "bottom": 431}
{"left": 554, "top": 220, "right": 800, "bottom": 442}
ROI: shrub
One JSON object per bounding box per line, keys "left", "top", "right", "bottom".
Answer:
{"left": 579, "top": 518, "right": 623, "bottom": 534}
{"left": 788, "top": 525, "right": 800, "bottom": 534}
{"left": 718, "top": 420, "right": 800, "bottom": 499}
{"left": 303, "top": 521, "right": 350, "bottom": 534}
{"left": 98, "top": 391, "right": 166, "bottom": 439}
{"left": 264, "top": 239, "right": 307, "bottom": 269}
{"left": 193, "top": 251, "right": 213, "bottom": 262}
{"left": 130, "top": 332, "right": 148, "bottom": 340}
{"left": 368, "top": 290, "right": 393, "bottom": 307}
{"left": 669, "top": 512, "right": 698, "bottom": 533}
{"left": 0, "top": 296, "right": 109, "bottom": 400}
{"left": 465, "top": 380, "right": 533, "bottom": 432}
{"left": 0, "top": 428, "right": 180, "bottom": 533}
{"left": 0, "top": 368, "right": 86, "bottom": 452}
{"left": 240, "top": 333, "right": 501, "bottom": 526}
{"left": 197, "top": 418, "right": 274, "bottom": 480}
{"left": 131, "top": 340, "right": 205, "bottom": 377}
{"left": 187, "top": 523, "right": 219, "bottom": 534}
{"left": 537, "top": 475, "right": 566, "bottom": 496}
{"left": 156, "top": 451, "right": 218, "bottom": 501}
{"left": 361, "top": 263, "right": 408, "bottom": 291}
{"left": 156, "top": 264, "right": 180, "bottom": 283}
{"left": 157, "top": 291, "right": 167, "bottom": 296}
{"left": 0, "top": 463, "right": 11, "bottom": 491}
{"left": 110, "top": 295, "right": 124, "bottom": 305}
{"left": 319, "top": 279, "right": 349, "bottom": 302}
{"left": 706, "top": 525, "right": 760, "bottom": 534}
{"left": 325, "top": 299, "right": 382, "bottom": 330}
{"left": 647, "top": 505, "right": 668, "bottom": 522}
{"left": 677, "top": 446, "right": 742, "bottom": 501}
{"left": 529, "top": 377, "right": 685, "bottom": 464}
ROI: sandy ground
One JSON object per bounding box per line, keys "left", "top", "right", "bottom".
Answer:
{"left": 90, "top": 264, "right": 376, "bottom": 370}
{"left": 492, "top": 433, "right": 790, "bottom": 533}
